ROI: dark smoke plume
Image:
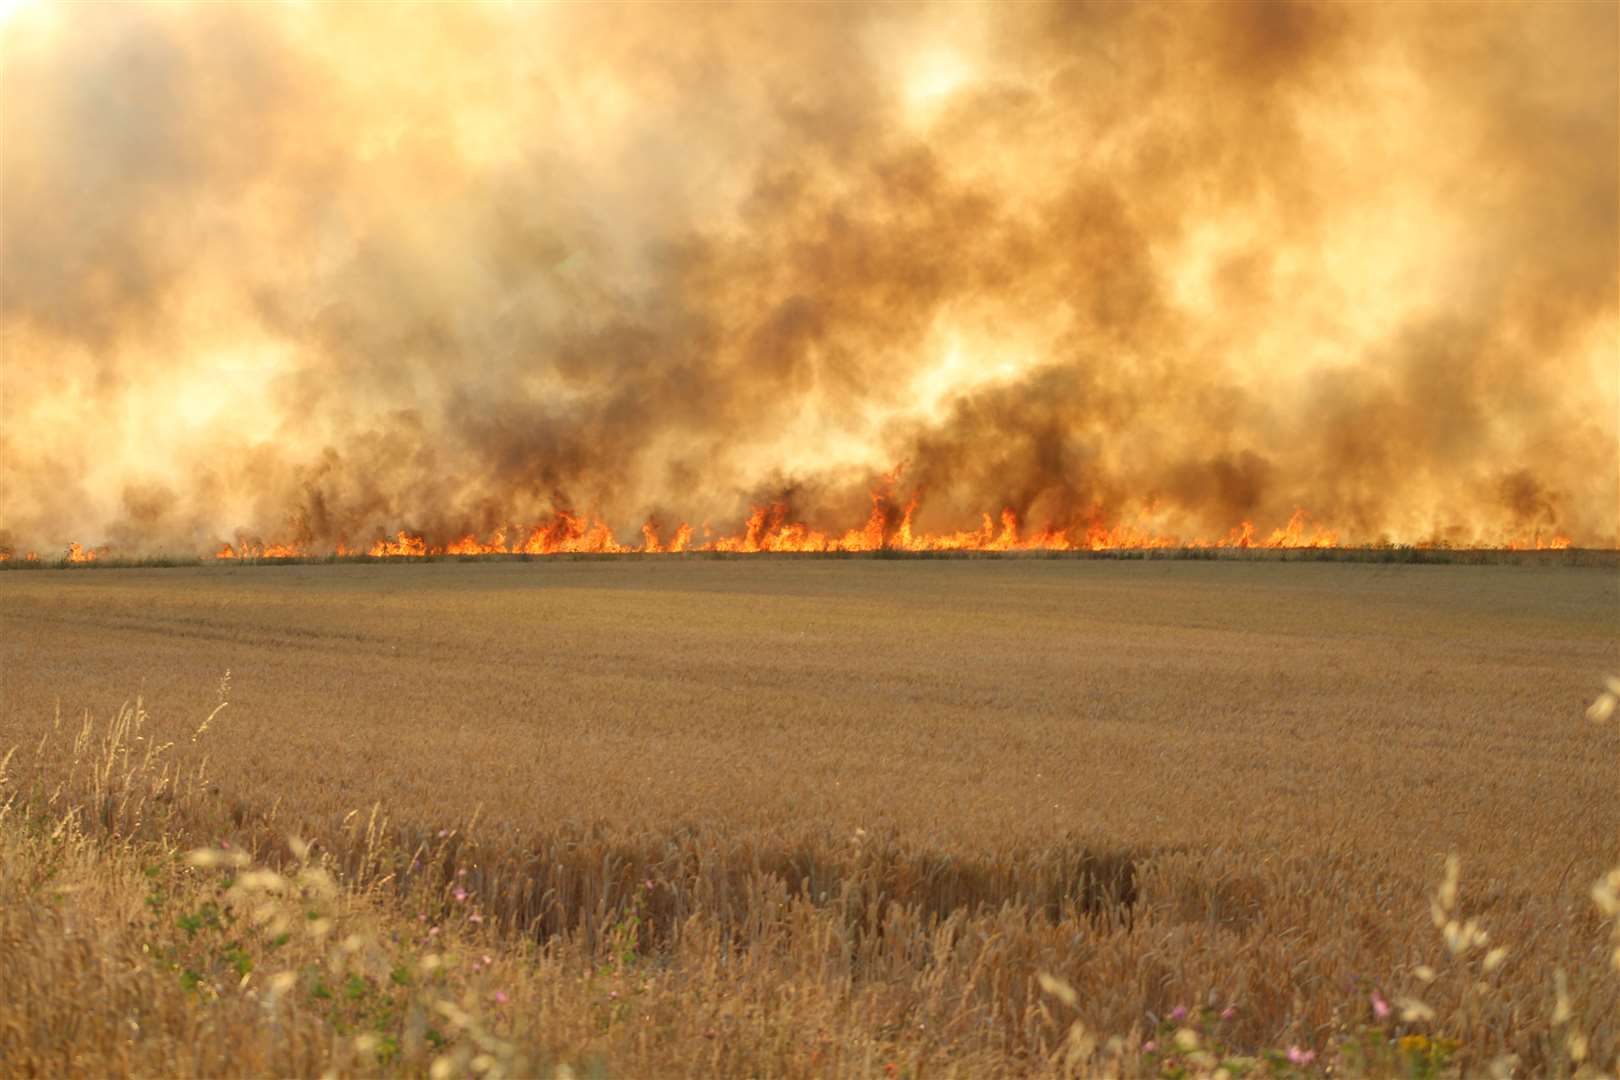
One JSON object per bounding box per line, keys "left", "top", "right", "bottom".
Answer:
{"left": 2, "top": 0, "right": 1615, "bottom": 554}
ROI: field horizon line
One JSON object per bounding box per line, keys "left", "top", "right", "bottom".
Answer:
{"left": 3, "top": 546, "right": 1617, "bottom": 571}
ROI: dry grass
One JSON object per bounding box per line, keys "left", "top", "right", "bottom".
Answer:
{"left": 1, "top": 559, "right": 1616, "bottom": 1076}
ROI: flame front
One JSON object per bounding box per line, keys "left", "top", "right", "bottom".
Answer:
{"left": 161, "top": 492, "right": 1568, "bottom": 561}
{"left": 1, "top": 472, "right": 1582, "bottom": 565}
{"left": 216, "top": 541, "right": 307, "bottom": 560}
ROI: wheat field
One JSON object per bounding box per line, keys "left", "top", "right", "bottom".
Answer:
{"left": 2, "top": 557, "right": 1617, "bottom": 1077}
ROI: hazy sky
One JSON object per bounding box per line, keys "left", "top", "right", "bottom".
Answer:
{"left": 2, "top": 0, "right": 1616, "bottom": 553}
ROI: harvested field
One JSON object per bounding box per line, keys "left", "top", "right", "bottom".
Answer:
{"left": 2, "top": 558, "right": 1617, "bottom": 1077}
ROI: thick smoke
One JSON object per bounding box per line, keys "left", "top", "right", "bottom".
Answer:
{"left": 1, "top": 0, "right": 1615, "bottom": 554}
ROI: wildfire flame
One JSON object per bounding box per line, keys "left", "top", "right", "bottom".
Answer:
{"left": 0, "top": 509, "right": 1578, "bottom": 565}
{"left": 3, "top": 487, "right": 1580, "bottom": 567}
{"left": 4, "top": 471, "right": 1581, "bottom": 565}
{"left": 216, "top": 541, "right": 308, "bottom": 560}
{"left": 186, "top": 496, "right": 1568, "bottom": 561}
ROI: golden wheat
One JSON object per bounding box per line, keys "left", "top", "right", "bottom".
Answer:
{"left": 1, "top": 558, "right": 1615, "bottom": 1076}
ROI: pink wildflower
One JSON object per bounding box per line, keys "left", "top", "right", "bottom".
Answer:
{"left": 1372, "top": 991, "right": 1391, "bottom": 1020}
{"left": 469, "top": 912, "right": 484, "bottom": 924}
{"left": 1169, "top": 1005, "right": 1187, "bottom": 1022}
{"left": 1221, "top": 1005, "right": 1237, "bottom": 1021}
{"left": 1142, "top": 1041, "right": 1157, "bottom": 1054}
{"left": 1287, "top": 1045, "right": 1316, "bottom": 1066}
{"left": 494, "top": 990, "right": 508, "bottom": 1005}
{"left": 454, "top": 888, "right": 468, "bottom": 902}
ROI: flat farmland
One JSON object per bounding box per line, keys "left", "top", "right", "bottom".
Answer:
{"left": 2, "top": 557, "right": 1617, "bottom": 1076}
{"left": 3, "top": 558, "right": 1613, "bottom": 869}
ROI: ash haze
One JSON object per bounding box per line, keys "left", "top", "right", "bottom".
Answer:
{"left": 1, "top": 0, "right": 1616, "bottom": 557}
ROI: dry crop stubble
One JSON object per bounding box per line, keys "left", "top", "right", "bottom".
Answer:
{"left": 1, "top": 557, "right": 1617, "bottom": 1075}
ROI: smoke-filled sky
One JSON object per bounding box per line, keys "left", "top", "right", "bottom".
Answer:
{"left": 2, "top": 0, "right": 1616, "bottom": 554}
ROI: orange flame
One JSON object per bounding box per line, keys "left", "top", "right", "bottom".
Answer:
{"left": 48, "top": 484, "right": 1588, "bottom": 564}
{"left": 369, "top": 531, "right": 428, "bottom": 558}
{"left": 1265, "top": 509, "right": 1340, "bottom": 549}
{"left": 216, "top": 540, "right": 307, "bottom": 560}
{"left": 1503, "top": 534, "right": 1573, "bottom": 551}
{"left": 199, "top": 500, "right": 1580, "bottom": 561}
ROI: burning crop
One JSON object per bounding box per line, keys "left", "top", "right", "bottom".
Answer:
{"left": 18, "top": 498, "right": 1580, "bottom": 565}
